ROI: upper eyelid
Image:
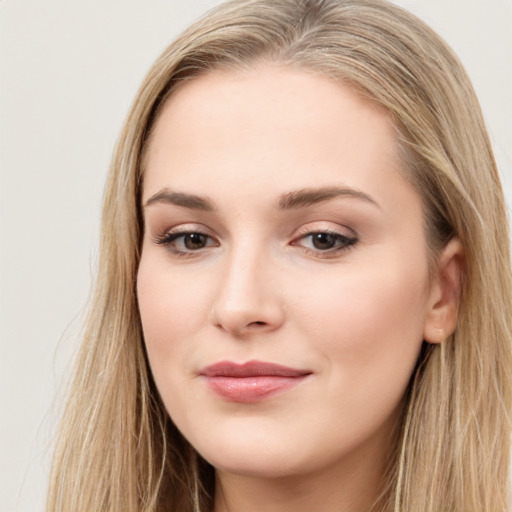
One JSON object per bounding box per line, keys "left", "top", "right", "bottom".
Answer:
{"left": 153, "top": 223, "right": 215, "bottom": 237}
{"left": 292, "top": 221, "right": 357, "bottom": 238}
{"left": 150, "top": 221, "right": 358, "bottom": 243}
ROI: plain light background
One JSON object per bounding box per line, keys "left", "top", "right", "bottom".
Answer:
{"left": 1, "top": 1, "right": 511, "bottom": 510}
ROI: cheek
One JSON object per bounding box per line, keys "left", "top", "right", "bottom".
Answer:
{"left": 137, "top": 255, "right": 214, "bottom": 432}
{"left": 290, "top": 262, "right": 430, "bottom": 450}
{"left": 295, "top": 258, "right": 429, "bottom": 384}
{"left": 137, "top": 255, "right": 211, "bottom": 361}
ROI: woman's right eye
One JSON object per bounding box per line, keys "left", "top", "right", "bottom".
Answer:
{"left": 154, "top": 231, "right": 218, "bottom": 255}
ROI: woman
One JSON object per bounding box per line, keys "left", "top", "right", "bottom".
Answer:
{"left": 47, "top": 0, "right": 512, "bottom": 511}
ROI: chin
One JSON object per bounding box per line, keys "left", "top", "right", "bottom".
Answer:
{"left": 205, "top": 450, "right": 304, "bottom": 479}
{"left": 189, "top": 424, "right": 311, "bottom": 478}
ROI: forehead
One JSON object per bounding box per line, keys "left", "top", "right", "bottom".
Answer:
{"left": 147, "top": 66, "right": 396, "bottom": 159}
{"left": 142, "top": 64, "right": 417, "bottom": 217}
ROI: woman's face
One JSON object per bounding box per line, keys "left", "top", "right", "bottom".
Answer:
{"left": 138, "top": 65, "right": 441, "bottom": 479}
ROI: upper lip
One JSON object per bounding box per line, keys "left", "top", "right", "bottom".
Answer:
{"left": 200, "top": 360, "right": 312, "bottom": 378}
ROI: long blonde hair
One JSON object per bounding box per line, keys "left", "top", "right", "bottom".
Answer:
{"left": 47, "top": 1, "right": 512, "bottom": 511}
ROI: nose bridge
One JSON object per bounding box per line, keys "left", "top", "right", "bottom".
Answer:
{"left": 211, "top": 237, "right": 283, "bottom": 334}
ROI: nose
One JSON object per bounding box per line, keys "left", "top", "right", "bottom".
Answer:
{"left": 210, "top": 246, "right": 285, "bottom": 336}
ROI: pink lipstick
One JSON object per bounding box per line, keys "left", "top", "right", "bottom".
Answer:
{"left": 200, "top": 360, "right": 312, "bottom": 403}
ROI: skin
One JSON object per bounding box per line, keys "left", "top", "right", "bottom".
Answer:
{"left": 137, "top": 64, "right": 462, "bottom": 512}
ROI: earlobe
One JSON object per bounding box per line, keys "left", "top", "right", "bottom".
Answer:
{"left": 423, "top": 238, "right": 465, "bottom": 344}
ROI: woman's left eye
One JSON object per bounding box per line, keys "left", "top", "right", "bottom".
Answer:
{"left": 294, "top": 231, "right": 357, "bottom": 254}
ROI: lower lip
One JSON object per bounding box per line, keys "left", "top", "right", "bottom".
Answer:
{"left": 204, "top": 375, "right": 309, "bottom": 403}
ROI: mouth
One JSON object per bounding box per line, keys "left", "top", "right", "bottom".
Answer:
{"left": 199, "top": 360, "right": 312, "bottom": 403}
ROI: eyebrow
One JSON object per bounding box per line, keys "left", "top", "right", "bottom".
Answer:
{"left": 277, "top": 186, "right": 380, "bottom": 210}
{"left": 143, "top": 185, "right": 379, "bottom": 212}
{"left": 144, "top": 189, "right": 216, "bottom": 211}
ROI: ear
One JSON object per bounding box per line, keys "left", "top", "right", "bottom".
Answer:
{"left": 423, "top": 238, "right": 465, "bottom": 344}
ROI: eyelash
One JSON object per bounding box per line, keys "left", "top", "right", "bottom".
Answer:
{"left": 293, "top": 229, "right": 357, "bottom": 258}
{"left": 154, "top": 230, "right": 217, "bottom": 257}
{"left": 153, "top": 228, "right": 358, "bottom": 258}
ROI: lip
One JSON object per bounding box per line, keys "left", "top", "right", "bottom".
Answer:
{"left": 199, "top": 360, "right": 312, "bottom": 403}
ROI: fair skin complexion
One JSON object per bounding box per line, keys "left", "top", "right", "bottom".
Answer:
{"left": 137, "top": 64, "right": 462, "bottom": 512}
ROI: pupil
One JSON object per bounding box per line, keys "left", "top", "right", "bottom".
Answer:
{"left": 184, "top": 233, "right": 206, "bottom": 250}
{"left": 312, "top": 233, "right": 336, "bottom": 250}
